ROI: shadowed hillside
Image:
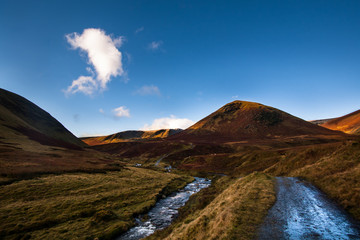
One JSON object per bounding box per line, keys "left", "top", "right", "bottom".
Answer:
{"left": 82, "top": 129, "right": 182, "bottom": 146}
{"left": 0, "top": 88, "right": 86, "bottom": 149}
{"left": 169, "top": 101, "right": 344, "bottom": 143}
{"left": 0, "top": 89, "right": 121, "bottom": 180}
{"left": 320, "top": 109, "right": 360, "bottom": 134}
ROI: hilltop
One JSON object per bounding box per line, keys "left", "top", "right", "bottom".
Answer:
{"left": 169, "top": 100, "right": 343, "bottom": 143}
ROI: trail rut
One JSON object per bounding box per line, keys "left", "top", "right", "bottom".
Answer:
{"left": 258, "top": 177, "right": 360, "bottom": 240}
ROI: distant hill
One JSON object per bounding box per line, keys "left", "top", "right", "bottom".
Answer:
{"left": 320, "top": 109, "right": 360, "bottom": 134}
{"left": 0, "top": 88, "right": 86, "bottom": 149}
{"left": 169, "top": 100, "right": 342, "bottom": 143}
{"left": 82, "top": 129, "right": 183, "bottom": 146}
{"left": 309, "top": 118, "right": 334, "bottom": 125}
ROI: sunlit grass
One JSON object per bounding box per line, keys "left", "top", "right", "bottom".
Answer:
{"left": 147, "top": 173, "right": 275, "bottom": 240}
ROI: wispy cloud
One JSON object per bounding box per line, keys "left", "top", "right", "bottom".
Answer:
{"left": 148, "top": 40, "right": 163, "bottom": 50}
{"left": 142, "top": 115, "right": 194, "bottom": 130}
{"left": 99, "top": 108, "right": 104, "bottom": 114}
{"left": 112, "top": 106, "right": 130, "bottom": 118}
{"left": 135, "top": 26, "right": 144, "bottom": 34}
{"left": 64, "top": 28, "right": 125, "bottom": 96}
{"left": 65, "top": 76, "right": 98, "bottom": 96}
{"left": 135, "top": 85, "right": 161, "bottom": 96}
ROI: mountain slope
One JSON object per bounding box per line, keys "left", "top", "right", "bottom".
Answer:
{"left": 169, "top": 100, "right": 343, "bottom": 143}
{"left": 82, "top": 129, "right": 182, "bottom": 146}
{"left": 0, "top": 89, "right": 123, "bottom": 180}
{"left": 320, "top": 109, "right": 360, "bottom": 134}
{"left": 0, "top": 88, "right": 86, "bottom": 149}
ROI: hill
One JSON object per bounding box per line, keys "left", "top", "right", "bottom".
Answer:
{"left": 169, "top": 100, "right": 343, "bottom": 143}
{"left": 320, "top": 109, "right": 360, "bottom": 134}
{"left": 309, "top": 118, "right": 334, "bottom": 125}
{"left": 82, "top": 129, "right": 182, "bottom": 146}
{"left": 0, "top": 88, "right": 121, "bottom": 180}
{"left": 0, "top": 88, "right": 86, "bottom": 149}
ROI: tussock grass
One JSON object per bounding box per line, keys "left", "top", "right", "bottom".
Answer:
{"left": 0, "top": 167, "right": 193, "bottom": 240}
{"left": 147, "top": 173, "right": 275, "bottom": 240}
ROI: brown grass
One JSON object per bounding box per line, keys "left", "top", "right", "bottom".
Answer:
{"left": 147, "top": 173, "right": 275, "bottom": 240}
{"left": 0, "top": 137, "right": 125, "bottom": 184}
{"left": 0, "top": 167, "right": 193, "bottom": 240}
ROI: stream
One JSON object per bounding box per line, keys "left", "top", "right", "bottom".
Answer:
{"left": 116, "top": 177, "right": 211, "bottom": 240}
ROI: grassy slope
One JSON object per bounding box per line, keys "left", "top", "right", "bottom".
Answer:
{"left": 0, "top": 167, "right": 193, "bottom": 240}
{"left": 0, "top": 141, "right": 123, "bottom": 183}
{"left": 320, "top": 109, "right": 360, "bottom": 134}
{"left": 169, "top": 100, "right": 342, "bottom": 143}
{"left": 0, "top": 89, "right": 125, "bottom": 183}
{"left": 0, "top": 88, "right": 85, "bottom": 148}
{"left": 147, "top": 173, "right": 275, "bottom": 240}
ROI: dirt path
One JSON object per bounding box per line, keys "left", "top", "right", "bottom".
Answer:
{"left": 154, "top": 154, "right": 168, "bottom": 166}
{"left": 257, "top": 177, "right": 360, "bottom": 239}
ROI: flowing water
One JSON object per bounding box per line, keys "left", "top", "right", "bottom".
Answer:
{"left": 117, "top": 177, "right": 211, "bottom": 240}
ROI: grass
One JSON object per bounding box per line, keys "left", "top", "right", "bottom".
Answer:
{"left": 0, "top": 140, "right": 125, "bottom": 184}
{"left": 0, "top": 167, "right": 193, "bottom": 240}
{"left": 147, "top": 172, "right": 275, "bottom": 240}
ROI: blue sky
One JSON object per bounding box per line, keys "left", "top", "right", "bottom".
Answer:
{"left": 1, "top": 0, "right": 360, "bottom": 136}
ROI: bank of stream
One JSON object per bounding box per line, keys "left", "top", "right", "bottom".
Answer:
{"left": 116, "top": 177, "right": 211, "bottom": 240}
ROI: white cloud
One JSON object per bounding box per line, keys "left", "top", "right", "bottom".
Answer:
{"left": 64, "top": 76, "right": 98, "bottom": 96}
{"left": 65, "top": 28, "right": 124, "bottom": 95}
{"left": 148, "top": 40, "right": 163, "bottom": 50}
{"left": 142, "top": 115, "right": 194, "bottom": 130}
{"left": 112, "top": 106, "right": 130, "bottom": 118}
{"left": 135, "top": 85, "right": 161, "bottom": 96}
{"left": 135, "top": 26, "right": 144, "bottom": 34}
{"left": 113, "top": 36, "right": 125, "bottom": 48}
{"left": 99, "top": 108, "right": 104, "bottom": 114}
